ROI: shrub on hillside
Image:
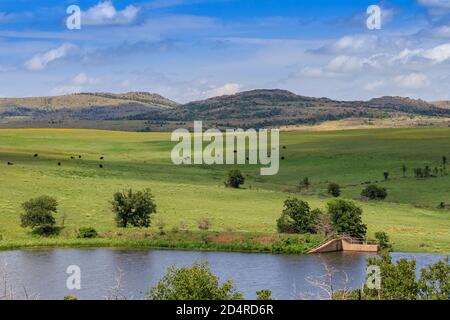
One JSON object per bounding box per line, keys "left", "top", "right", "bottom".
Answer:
{"left": 361, "top": 185, "right": 387, "bottom": 200}
{"left": 77, "top": 227, "right": 98, "bottom": 239}
{"left": 327, "top": 183, "right": 341, "bottom": 197}
{"left": 198, "top": 218, "right": 211, "bottom": 231}
{"left": 225, "top": 170, "right": 245, "bottom": 188}
{"left": 374, "top": 231, "right": 393, "bottom": 252}
{"left": 298, "top": 177, "right": 310, "bottom": 191}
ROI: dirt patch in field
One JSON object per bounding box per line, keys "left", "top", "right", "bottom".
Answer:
{"left": 254, "top": 236, "right": 277, "bottom": 245}
{"left": 208, "top": 233, "right": 244, "bottom": 244}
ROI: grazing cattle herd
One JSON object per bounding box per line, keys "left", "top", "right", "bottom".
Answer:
{"left": 5, "top": 154, "right": 105, "bottom": 168}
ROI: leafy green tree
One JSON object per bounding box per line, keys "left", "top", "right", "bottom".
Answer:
{"left": 374, "top": 231, "right": 393, "bottom": 252}
{"left": 21, "top": 196, "right": 57, "bottom": 235}
{"left": 146, "top": 260, "right": 243, "bottom": 300}
{"left": 336, "top": 255, "right": 450, "bottom": 300}
{"left": 226, "top": 170, "right": 245, "bottom": 188}
{"left": 112, "top": 188, "right": 157, "bottom": 228}
{"left": 327, "top": 199, "right": 366, "bottom": 238}
{"left": 277, "top": 198, "right": 318, "bottom": 234}
{"left": 327, "top": 182, "right": 341, "bottom": 197}
{"left": 363, "top": 254, "right": 419, "bottom": 300}
{"left": 256, "top": 289, "right": 272, "bottom": 300}
{"left": 361, "top": 185, "right": 387, "bottom": 200}
{"left": 418, "top": 257, "right": 450, "bottom": 300}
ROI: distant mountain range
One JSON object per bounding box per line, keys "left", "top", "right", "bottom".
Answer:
{"left": 1, "top": 89, "right": 450, "bottom": 130}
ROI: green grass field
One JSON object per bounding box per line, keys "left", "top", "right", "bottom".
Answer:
{"left": 0, "top": 127, "right": 449, "bottom": 253}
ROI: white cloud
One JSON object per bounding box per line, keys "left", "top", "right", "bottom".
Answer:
{"left": 364, "top": 80, "right": 387, "bottom": 91}
{"left": 82, "top": 1, "right": 140, "bottom": 26}
{"left": 333, "top": 35, "right": 378, "bottom": 53}
{"left": 24, "top": 43, "right": 75, "bottom": 71}
{"left": 326, "top": 55, "right": 366, "bottom": 73}
{"left": 72, "top": 72, "right": 100, "bottom": 85}
{"left": 204, "top": 83, "right": 241, "bottom": 98}
{"left": 423, "top": 43, "right": 450, "bottom": 63}
{"left": 51, "top": 85, "right": 82, "bottom": 96}
{"left": 394, "top": 73, "right": 430, "bottom": 89}
{"left": 301, "top": 66, "right": 330, "bottom": 78}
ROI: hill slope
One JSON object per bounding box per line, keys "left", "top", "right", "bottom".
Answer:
{"left": 1, "top": 89, "right": 450, "bottom": 130}
{"left": 133, "top": 89, "right": 450, "bottom": 128}
{"left": 0, "top": 92, "right": 177, "bottom": 121}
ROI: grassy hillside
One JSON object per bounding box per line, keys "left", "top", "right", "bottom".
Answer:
{"left": 0, "top": 128, "right": 449, "bottom": 253}
{"left": 0, "top": 92, "right": 177, "bottom": 110}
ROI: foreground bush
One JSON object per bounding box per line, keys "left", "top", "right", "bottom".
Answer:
{"left": 256, "top": 289, "right": 272, "bottom": 300}
{"left": 112, "top": 188, "right": 157, "bottom": 228}
{"left": 21, "top": 196, "right": 58, "bottom": 236}
{"left": 77, "top": 227, "right": 98, "bottom": 239}
{"left": 147, "top": 260, "right": 244, "bottom": 300}
{"left": 361, "top": 185, "right": 387, "bottom": 200}
{"left": 336, "top": 254, "right": 450, "bottom": 300}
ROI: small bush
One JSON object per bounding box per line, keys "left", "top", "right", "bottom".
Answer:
{"left": 298, "top": 177, "right": 310, "bottom": 191}
{"left": 64, "top": 296, "right": 78, "bottom": 300}
{"left": 156, "top": 218, "right": 166, "bottom": 235}
{"left": 225, "top": 170, "right": 245, "bottom": 188}
{"left": 327, "top": 183, "right": 341, "bottom": 197}
{"left": 374, "top": 231, "right": 393, "bottom": 252}
{"left": 32, "top": 225, "right": 61, "bottom": 237}
{"left": 256, "top": 289, "right": 272, "bottom": 300}
{"left": 77, "top": 227, "right": 98, "bottom": 239}
{"left": 198, "top": 218, "right": 211, "bottom": 231}
{"left": 361, "top": 185, "right": 387, "bottom": 200}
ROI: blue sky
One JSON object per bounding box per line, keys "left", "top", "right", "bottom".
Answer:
{"left": 1, "top": 0, "right": 450, "bottom": 102}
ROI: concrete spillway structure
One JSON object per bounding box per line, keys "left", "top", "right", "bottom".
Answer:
{"left": 308, "top": 236, "right": 379, "bottom": 254}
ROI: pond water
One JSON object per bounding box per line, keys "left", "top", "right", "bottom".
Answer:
{"left": 0, "top": 248, "right": 447, "bottom": 300}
